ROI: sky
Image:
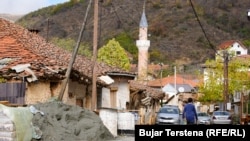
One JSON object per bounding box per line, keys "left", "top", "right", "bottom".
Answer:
{"left": 0, "top": 0, "right": 70, "bottom": 15}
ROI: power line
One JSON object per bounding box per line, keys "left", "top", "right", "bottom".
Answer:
{"left": 110, "top": 2, "right": 123, "bottom": 29}
{"left": 189, "top": 0, "right": 217, "bottom": 54}
{"left": 110, "top": 2, "right": 139, "bottom": 28}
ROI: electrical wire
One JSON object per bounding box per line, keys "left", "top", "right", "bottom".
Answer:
{"left": 110, "top": 1, "right": 139, "bottom": 28}
{"left": 189, "top": 0, "right": 217, "bottom": 54}
{"left": 110, "top": 2, "right": 123, "bottom": 29}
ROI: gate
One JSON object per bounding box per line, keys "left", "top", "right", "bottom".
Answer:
{"left": 0, "top": 82, "right": 26, "bottom": 105}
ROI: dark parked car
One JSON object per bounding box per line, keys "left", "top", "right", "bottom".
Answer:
{"left": 211, "top": 111, "right": 232, "bottom": 124}
{"left": 155, "top": 105, "right": 181, "bottom": 125}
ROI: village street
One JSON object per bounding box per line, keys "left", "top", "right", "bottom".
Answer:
{"left": 107, "top": 135, "right": 134, "bottom": 141}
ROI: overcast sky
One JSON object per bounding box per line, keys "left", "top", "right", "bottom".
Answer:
{"left": 0, "top": 0, "right": 69, "bottom": 15}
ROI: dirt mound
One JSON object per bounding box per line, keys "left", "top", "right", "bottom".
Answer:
{"left": 31, "top": 102, "right": 114, "bottom": 141}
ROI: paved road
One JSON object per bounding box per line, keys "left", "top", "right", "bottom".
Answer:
{"left": 105, "top": 135, "right": 135, "bottom": 141}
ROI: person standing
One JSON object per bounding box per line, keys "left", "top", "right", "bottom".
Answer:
{"left": 182, "top": 98, "right": 198, "bottom": 125}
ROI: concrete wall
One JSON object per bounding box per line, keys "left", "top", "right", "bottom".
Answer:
{"left": 116, "top": 82, "right": 130, "bottom": 110}
{"left": 101, "top": 81, "right": 130, "bottom": 110}
{"left": 99, "top": 108, "right": 118, "bottom": 137}
{"left": 101, "top": 87, "right": 111, "bottom": 108}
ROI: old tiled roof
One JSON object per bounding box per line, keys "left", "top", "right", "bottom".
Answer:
{"left": 147, "top": 74, "right": 199, "bottom": 88}
{"left": 217, "top": 40, "right": 247, "bottom": 50}
{"left": 0, "top": 18, "right": 135, "bottom": 85}
{"left": 129, "top": 80, "right": 165, "bottom": 100}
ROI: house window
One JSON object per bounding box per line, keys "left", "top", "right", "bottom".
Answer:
{"left": 50, "top": 82, "right": 59, "bottom": 97}
{"left": 76, "top": 99, "right": 83, "bottom": 107}
{"left": 236, "top": 51, "right": 241, "bottom": 55}
{"left": 234, "top": 92, "right": 240, "bottom": 99}
{"left": 110, "top": 86, "right": 118, "bottom": 108}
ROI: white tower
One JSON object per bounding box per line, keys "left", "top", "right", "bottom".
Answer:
{"left": 136, "top": 4, "right": 150, "bottom": 81}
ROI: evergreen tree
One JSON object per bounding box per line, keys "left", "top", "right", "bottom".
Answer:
{"left": 97, "top": 38, "right": 130, "bottom": 71}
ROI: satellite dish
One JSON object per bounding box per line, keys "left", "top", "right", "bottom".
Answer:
{"left": 178, "top": 87, "right": 184, "bottom": 92}
{"left": 248, "top": 9, "right": 250, "bottom": 21}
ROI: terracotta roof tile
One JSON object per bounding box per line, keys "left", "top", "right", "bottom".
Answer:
{"left": 147, "top": 74, "right": 199, "bottom": 88}
{"left": 0, "top": 18, "right": 135, "bottom": 85}
{"left": 217, "top": 40, "right": 247, "bottom": 50}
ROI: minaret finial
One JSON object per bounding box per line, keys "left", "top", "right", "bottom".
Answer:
{"left": 143, "top": 0, "right": 146, "bottom": 12}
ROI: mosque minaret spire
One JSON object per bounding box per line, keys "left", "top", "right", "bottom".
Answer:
{"left": 136, "top": 1, "right": 150, "bottom": 81}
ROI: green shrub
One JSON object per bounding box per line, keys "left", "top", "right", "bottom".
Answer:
{"left": 0, "top": 77, "right": 6, "bottom": 83}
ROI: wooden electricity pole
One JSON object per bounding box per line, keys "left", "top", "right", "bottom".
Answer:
{"left": 57, "top": 0, "right": 93, "bottom": 101}
{"left": 91, "top": 0, "right": 98, "bottom": 111}
{"left": 223, "top": 50, "right": 229, "bottom": 110}
{"left": 46, "top": 18, "right": 49, "bottom": 42}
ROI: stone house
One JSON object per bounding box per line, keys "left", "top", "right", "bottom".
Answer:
{"left": 147, "top": 74, "right": 200, "bottom": 111}
{"left": 215, "top": 40, "right": 248, "bottom": 61}
{"left": 128, "top": 80, "right": 164, "bottom": 125}
{"left": 202, "top": 40, "right": 250, "bottom": 114}
{"left": 0, "top": 18, "right": 136, "bottom": 111}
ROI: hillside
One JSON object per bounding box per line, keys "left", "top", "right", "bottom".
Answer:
{"left": 15, "top": 0, "right": 250, "bottom": 67}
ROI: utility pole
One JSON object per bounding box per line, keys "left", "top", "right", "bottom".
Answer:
{"left": 159, "top": 63, "right": 163, "bottom": 106}
{"left": 174, "top": 66, "right": 177, "bottom": 105}
{"left": 46, "top": 18, "right": 49, "bottom": 42}
{"left": 57, "top": 0, "right": 92, "bottom": 101}
{"left": 91, "top": 0, "right": 98, "bottom": 111}
{"left": 223, "top": 50, "right": 229, "bottom": 110}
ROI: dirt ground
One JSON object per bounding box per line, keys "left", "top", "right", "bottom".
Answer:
{"left": 31, "top": 101, "right": 116, "bottom": 141}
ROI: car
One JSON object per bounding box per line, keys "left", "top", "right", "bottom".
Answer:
{"left": 210, "top": 111, "right": 232, "bottom": 124}
{"left": 155, "top": 105, "right": 181, "bottom": 125}
{"left": 197, "top": 112, "right": 211, "bottom": 125}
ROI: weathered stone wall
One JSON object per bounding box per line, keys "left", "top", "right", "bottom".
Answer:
{"left": 25, "top": 82, "right": 51, "bottom": 105}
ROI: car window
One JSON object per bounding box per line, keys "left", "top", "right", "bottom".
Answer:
{"left": 198, "top": 112, "right": 208, "bottom": 116}
{"left": 159, "top": 107, "right": 179, "bottom": 114}
{"left": 214, "top": 111, "right": 229, "bottom": 115}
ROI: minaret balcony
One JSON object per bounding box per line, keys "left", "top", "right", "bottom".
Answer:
{"left": 136, "top": 40, "right": 150, "bottom": 48}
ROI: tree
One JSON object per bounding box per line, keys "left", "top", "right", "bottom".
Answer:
{"left": 198, "top": 57, "right": 250, "bottom": 103}
{"left": 115, "top": 32, "right": 138, "bottom": 64}
{"left": 97, "top": 38, "right": 130, "bottom": 71}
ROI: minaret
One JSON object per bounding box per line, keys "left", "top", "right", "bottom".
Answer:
{"left": 136, "top": 3, "right": 150, "bottom": 81}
